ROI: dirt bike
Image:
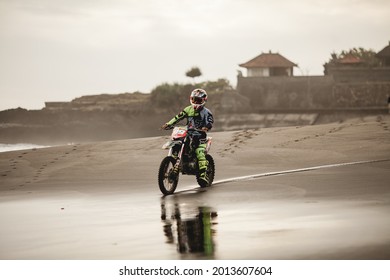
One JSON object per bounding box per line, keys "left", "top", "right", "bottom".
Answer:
{"left": 158, "top": 126, "right": 215, "bottom": 195}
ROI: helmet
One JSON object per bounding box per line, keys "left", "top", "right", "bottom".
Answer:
{"left": 190, "top": 88, "right": 207, "bottom": 110}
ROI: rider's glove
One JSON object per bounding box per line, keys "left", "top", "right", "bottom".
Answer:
{"left": 161, "top": 123, "right": 170, "bottom": 130}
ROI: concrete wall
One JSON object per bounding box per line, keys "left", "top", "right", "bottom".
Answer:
{"left": 237, "top": 69, "right": 390, "bottom": 110}
{"left": 328, "top": 67, "right": 390, "bottom": 83}
{"left": 237, "top": 75, "right": 335, "bottom": 110}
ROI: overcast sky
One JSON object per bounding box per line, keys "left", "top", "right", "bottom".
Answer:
{"left": 1, "top": 0, "right": 389, "bottom": 110}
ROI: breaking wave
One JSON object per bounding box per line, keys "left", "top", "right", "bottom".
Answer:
{"left": 0, "top": 143, "right": 49, "bottom": 153}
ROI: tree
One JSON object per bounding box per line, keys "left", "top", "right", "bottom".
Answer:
{"left": 201, "top": 78, "right": 232, "bottom": 93}
{"left": 150, "top": 83, "right": 189, "bottom": 109}
{"left": 185, "top": 67, "right": 202, "bottom": 82}
{"left": 150, "top": 78, "right": 232, "bottom": 110}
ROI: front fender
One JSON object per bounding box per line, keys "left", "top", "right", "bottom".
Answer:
{"left": 162, "top": 140, "right": 182, "bottom": 150}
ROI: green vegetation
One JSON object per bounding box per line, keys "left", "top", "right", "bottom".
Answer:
{"left": 150, "top": 78, "right": 233, "bottom": 109}
{"left": 324, "top": 47, "right": 380, "bottom": 74}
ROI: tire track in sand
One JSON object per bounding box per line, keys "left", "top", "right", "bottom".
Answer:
{"left": 212, "top": 158, "right": 390, "bottom": 186}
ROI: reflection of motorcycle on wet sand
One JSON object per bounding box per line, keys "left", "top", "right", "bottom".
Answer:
{"left": 158, "top": 126, "right": 215, "bottom": 195}
{"left": 160, "top": 197, "right": 218, "bottom": 257}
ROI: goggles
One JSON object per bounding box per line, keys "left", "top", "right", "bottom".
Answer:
{"left": 191, "top": 96, "right": 205, "bottom": 104}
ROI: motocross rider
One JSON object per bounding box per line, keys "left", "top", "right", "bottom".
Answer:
{"left": 161, "top": 88, "right": 214, "bottom": 186}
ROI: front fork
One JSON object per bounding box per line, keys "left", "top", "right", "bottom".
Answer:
{"left": 171, "top": 140, "right": 186, "bottom": 176}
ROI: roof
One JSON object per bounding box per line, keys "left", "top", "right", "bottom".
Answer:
{"left": 376, "top": 41, "right": 390, "bottom": 58}
{"left": 239, "top": 52, "right": 297, "bottom": 68}
{"left": 338, "top": 54, "right": 363, "bottom": 64}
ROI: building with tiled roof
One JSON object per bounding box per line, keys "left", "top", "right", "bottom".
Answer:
{"left": 337, "top": 53, "right": 363, "bottom": 65}
{"left": 239, "top": 51, "right": 297, "bottom": 77}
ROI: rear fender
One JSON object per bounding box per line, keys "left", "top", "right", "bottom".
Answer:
{"left": 205, "top": 137, "right": 212, "bottom": 153}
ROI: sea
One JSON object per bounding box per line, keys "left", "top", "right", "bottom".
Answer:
{"left": 0, "top": 143, "right": 50, "bottom": 153}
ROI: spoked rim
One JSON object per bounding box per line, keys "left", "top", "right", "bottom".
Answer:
{"left": 163, "top": 161, "right": 177, "bottom": 192}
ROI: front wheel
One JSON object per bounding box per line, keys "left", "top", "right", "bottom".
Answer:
{"left": 197, "top": 154, "right": 215, "bottom": 188}
{"left": 158, "top": 156, "right": 179, "bottom": 195}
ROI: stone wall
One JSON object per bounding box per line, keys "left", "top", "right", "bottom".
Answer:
{"left": 332, "top": 82, "right": 390, "bottom": 108}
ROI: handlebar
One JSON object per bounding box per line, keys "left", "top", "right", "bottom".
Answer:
{"left": 188, "top": 127, "right": 209, "bottom": 132}
{"left": 161, "top": 124, "right": 208, "bottom": 132}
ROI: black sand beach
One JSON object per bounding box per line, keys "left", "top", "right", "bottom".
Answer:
{"left": 1, "top": 115, "right": 390, "bottom": 259}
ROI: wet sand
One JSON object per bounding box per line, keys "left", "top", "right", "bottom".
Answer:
{"left": 0, "top": 115, "right": 390, "bottom": 259}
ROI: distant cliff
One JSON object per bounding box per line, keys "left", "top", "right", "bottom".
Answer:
{"left": 1, "top": 88, "right": 387, "bottom": 145}
{"left": 45, "top": 92, "right": 151, "bottom": 112}
{"left": 0, "top": 91, "right": 253, "bottom": 144}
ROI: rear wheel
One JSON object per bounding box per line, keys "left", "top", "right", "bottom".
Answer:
{"left": 158, "top": 156, "right": 179, "bottom": 195}
{"left": 197, "top": 154, "right": 215, "bottom": 188}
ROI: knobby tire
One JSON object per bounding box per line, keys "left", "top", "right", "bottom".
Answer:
{"left": 158, "top": 156, "right": 179, "bottom": 195}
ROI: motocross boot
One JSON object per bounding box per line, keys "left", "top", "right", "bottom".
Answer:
{"left": 196, "top": 144, "right": 209, "bottom": 186}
